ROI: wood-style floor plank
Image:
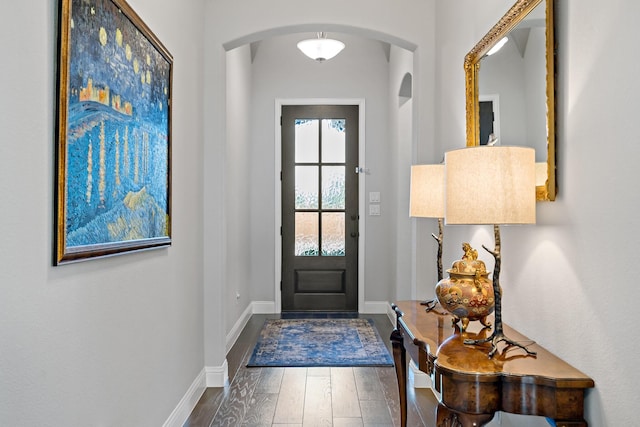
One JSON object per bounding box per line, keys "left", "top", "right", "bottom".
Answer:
{"left": 353, "top": 367, "right": 385, "bottom": 401}
{"left": 272, "top": 367, "right": 307, "bottom": 424}
{"left": 303, "top": 374, "right": 333, "bottom": 426}
{"left": 182, "top": 387, "right": 225, "bottom": 427}
{"left": 255, "top": 367, "right": 285, "bottom": 394}
{"left": 359, "top": 398, "right": 393, "bottom": 426}
{"left": 209, "top": 366, "right": 262, "bottom": 426}
{"left": 332, "top": 418, "right": 364, "bottom": 427}
{"left": 240, "top": 391, "right": 278, "bottom": 426}
{"left": 330, "top": 368, "right": 360, "bottom": 419}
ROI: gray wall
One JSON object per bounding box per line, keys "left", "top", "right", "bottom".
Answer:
{"left": 435, "top": 0, "right": 639, "bottom": 425}
{"left": 225, "top": 44, "right": 254, "bottom": 337}
{"left": 0, "top": 0, "right": 206, "bottom": 425}
{"left": 389, "top": 46, "right": 419, "bottom": 302}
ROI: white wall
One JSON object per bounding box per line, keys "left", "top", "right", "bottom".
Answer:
{"left": 435, "top": 0, "right": 640, "bottom": 425}
{"left": 0, "top": 0, "right": 206, "bottom": 425}
{"left": 225, "top": 44, "right": 254, "bottom": 335}
{"left": 389, "top": 47, "right": 419, "bottom": 301}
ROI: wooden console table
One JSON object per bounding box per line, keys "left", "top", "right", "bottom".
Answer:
{"left": 390, "top": 300, "right": 594, "bottom": 427}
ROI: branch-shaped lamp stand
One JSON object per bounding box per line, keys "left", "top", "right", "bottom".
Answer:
{"left": 463, "top": 224, "right": 537, "bottom": 358}
{"left": 421, "top": 218, "right": 444, "bottom": 312}
{"left": 433, "top": 217, "right": 444, "bottom": 282}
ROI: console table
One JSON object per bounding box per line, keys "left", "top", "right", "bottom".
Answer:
{"left": 390, "top": 300, "right": 594, "bottom": 427}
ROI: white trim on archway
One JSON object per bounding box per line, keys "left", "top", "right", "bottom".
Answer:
{"left": 223, "top": 24, "right": 417, "bottom": 53}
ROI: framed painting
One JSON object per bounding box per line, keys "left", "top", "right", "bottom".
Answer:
{"left": 55, "top": 0, "right": 173, "bottom": 264}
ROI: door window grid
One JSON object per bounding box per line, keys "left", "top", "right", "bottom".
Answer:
{"left": 294, "top": 119, "right": 346, "bottom": 257}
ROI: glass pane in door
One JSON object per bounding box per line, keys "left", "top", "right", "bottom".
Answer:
{"left": 321, "top": 166, "right": 345, "bottom": 209}
{"left": 295, "top": 212, "right": 319, "bottom": 256}
{"left": 295, "top": 119, "right": 319, "bottom": 163}
{"left": 321, "top": 212, "right": 345, "bottom": 256}
{"left": 295, "top": 166, "right": 318, "bottom": 209}
{"left": 321, "top": 119, "right": 346, "bottom": 163}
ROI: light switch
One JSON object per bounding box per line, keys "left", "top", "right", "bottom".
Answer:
{"left": 369, "top": 192, "right": 380, "bottom": 203}
{"left": 369, "top": 204, "right": 380, "bottom": 216}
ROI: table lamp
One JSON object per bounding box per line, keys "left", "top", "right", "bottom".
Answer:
{"left": 444, "top": 146, "right": 536, "bottom": 358}
{"left": 409, "top": 164, "right": 445, "bottom": 310}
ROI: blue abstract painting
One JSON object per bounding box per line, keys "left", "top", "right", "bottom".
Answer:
{"left": 56, "top": 0, "right": 172, "bottom": 264}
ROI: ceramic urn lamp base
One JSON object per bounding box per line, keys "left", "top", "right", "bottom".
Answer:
{"left": 435, "top": 243, "right": 495, "bottom": 332}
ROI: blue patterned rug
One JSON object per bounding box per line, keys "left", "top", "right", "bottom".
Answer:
{"left": 247, "top": 318, "right": 393, "bottom": 367}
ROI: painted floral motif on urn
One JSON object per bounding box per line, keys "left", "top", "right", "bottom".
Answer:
{"left": 435, "top": 243, "right": 494, "bottom": 331}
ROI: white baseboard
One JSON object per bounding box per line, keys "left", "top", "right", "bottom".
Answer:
{"left": 225, "top": 301, "right": 279, "bottom": 354}
{"left": 409, "top": 360, "right": 432, "bottom": 389}
{"left": 226, "top": 304, "right": 254, "bottom": 353}
{"left": 252, "top": 300, "right": 276, "bottom": 314}
{"left": 385, "top": 302, "right": 396, "bottom": 326}
{"left": 162, "top": 368, "right": 207, "bottom": 427}
{"left": 205, "top": 360, "right": 229, "bottom": 387}
{"left": 361, "top": 300, "right": 392, "bottom": 314}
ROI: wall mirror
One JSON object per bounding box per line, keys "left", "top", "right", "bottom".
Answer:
{"left": 464, "top": 0, "right": 556, "bottom": 201}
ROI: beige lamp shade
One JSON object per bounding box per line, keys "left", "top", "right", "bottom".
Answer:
{"left": 409, "top": 164, "right": 445, "bottom": 218}
{"left": 445, "top": 146, "right": 536, "bottom": 225}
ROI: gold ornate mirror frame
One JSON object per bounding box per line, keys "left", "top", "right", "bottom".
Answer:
{"left": 464, "top": 0, "right": 556, "bottom": 201}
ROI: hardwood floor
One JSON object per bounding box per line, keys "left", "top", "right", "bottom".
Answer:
{"left": 184, "top": 313, "right": 439, "bottom": 427}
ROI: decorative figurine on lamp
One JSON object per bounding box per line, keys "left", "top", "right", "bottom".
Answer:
{"left": 435, "top": 242, "right": 494, "bottom": 332}
{"left": 444, "top": 145, "right": 537, "bottom": 358}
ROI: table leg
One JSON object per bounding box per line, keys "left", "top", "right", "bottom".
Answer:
{"left": 390, "top": 328, "right": 407, "bottom": 427}
{"left": 436, "top": 403, "right": 495, "bottom": 427}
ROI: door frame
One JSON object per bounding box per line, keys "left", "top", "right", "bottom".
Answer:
{"left": 274, "top": 98, "right": 366, "bottom": 313}
{"left": 479, "top": 94, "right": 501, "bottom": 145}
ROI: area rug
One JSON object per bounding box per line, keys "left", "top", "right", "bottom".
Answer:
{"left": 247, "top": 318, "right": 394, "bottom": 367}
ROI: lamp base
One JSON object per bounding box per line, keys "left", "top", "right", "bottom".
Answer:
{"left": 420, "top": 298, "right": 448, "bottom": 315}
{"left": 461, "top": 225, "right": 537, "bottom": 359}
{"left": 420, "top": 298, "right": 437, "bottom": 309}
{"left": 421, "top": 217, "right": 446, "bottom": 314}
{"left": 464, "top": 330, "right": 536, "bottom": 358}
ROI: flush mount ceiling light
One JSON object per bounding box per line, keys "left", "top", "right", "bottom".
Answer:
{"left": 297, "top": 32, "right": 345, "bottom": 62}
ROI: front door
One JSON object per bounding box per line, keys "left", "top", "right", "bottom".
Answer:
{"left": 479, "top": 100, "right": 495, "bottom": 145}
{"left": 281, "top": 105, "right": 359, "bottom": 312}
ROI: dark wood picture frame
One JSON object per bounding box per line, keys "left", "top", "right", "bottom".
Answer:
{"left": 55, "top": 0, "right": 173, "bottom": 264}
